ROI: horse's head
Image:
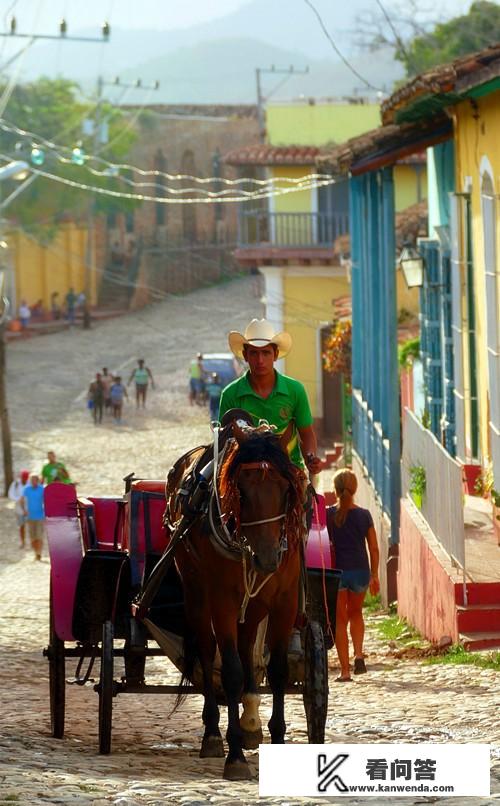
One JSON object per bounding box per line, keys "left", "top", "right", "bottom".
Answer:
{"left": 221, "top": 423, "right": 305, "bottom": 574}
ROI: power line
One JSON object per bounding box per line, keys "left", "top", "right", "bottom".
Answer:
{"left": 0, "top": 118, "right": 331, "bottom": 189}
{"left": 303, "top": 0, "right": 382, "bottom": 93}
{"left": 374, "top": 0, "right": 416, "bottom": 74}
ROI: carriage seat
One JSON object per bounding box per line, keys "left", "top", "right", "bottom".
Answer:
{"left": 126, "top": 480, "right": 168, "bottom": 586}
{"left": 87, "top": 496, "right": 127, "bottom": 550}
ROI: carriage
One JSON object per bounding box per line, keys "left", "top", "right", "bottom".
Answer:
{"left": 44, "top": 424, "right": 341, "bottom": 773}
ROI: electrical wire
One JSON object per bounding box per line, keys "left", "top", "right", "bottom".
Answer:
{"left": 374, "top": 0, "right": 416, "bottom": 75}
{"left": 0, "top": 118, "right": 331, "bottom": 188}
{"left": 303, "top": 0, "right": 382, "bottom": 93}
{"left": 2, "top": 159, "right": 337, "bottom": 205}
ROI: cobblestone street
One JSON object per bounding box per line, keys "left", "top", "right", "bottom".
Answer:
{"left": 0, "top": 277, "right": 499, "bottom": 805}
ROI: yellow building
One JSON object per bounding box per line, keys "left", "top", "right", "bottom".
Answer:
{"left": 451, "top": 90, "right": 500, "bottom": 467}
{"left": 6, "top": 222, "right": 97, "bottom": 316}
{"left": 225, "top": 99, "right": 427, "bottom": 437}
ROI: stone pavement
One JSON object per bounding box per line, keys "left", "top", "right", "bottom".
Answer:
{"left": 0, "top": 276, "right": 499, "bottom": 805}
{"left": 1, "top": 504, "right": 498, "bottom": 806}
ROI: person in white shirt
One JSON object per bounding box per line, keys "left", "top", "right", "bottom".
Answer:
{"left": 8, "top": 469, "right": 30, "bottom": 547}
{"left": 18, "top": 301, "right": 31, "bottom": 329}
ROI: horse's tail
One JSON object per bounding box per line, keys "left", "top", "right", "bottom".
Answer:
{"left": 171, "top": 626, "right": 198, "bottom": 714}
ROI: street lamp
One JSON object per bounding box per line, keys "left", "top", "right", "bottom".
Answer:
{"left": 0, "top": 160, "right": 30, "bottom": 181}
{"left": 399, "top": 243, "right": 425, "bottom": 289}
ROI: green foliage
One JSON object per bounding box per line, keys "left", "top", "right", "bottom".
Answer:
{"left": 409, "top": 463, "right": 426, "bottom": 500}
{"left": 398, "top": 336, "right": 420, "bottom": 369}
{"left": 425, "top": 644, "right": 500, "bottom": 670}
{"left": 363, "top": 591, "right": 382, "bottom": 613}
{"left": 492, "top": 489, "right": 500, "bottom": 508}
{"left": 376, "top": 614, "right": 425, "bottom": 646}
{"left": 398, "top": 2, "right": 500, "bottom": 76}
{"left": 1, "top": 78, "right": 139, "bottom": 237}
{"left": 421, "top": 409, "right": 431, "bottom": 429}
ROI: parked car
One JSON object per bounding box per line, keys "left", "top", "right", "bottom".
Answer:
{"left": 201, "top": 353, "right": 242, "bottom": 387}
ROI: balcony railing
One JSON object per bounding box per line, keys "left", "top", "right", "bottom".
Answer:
{"left": 237, "top": 209, "right": 348, "bottom": 249}
{"left": 402, "top": 409, "right": 465, "bottom": 570}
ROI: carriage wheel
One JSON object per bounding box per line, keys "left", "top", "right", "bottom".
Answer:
{"left": 49, "top": 588, "right": 65, "bottom": 739}
{"left": 303, "top": 620, "right": 328, "bottom": 743}
{"left": 98, "top": 620, "right": 114, "bottom": 754}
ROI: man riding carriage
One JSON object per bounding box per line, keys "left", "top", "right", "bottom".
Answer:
{"left": 139, "top": 319, "right": 323, "bottom": 780}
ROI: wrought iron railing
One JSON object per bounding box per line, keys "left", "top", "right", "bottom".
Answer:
{"left": 237, "top": 210, "right": 348, "bottom": 248}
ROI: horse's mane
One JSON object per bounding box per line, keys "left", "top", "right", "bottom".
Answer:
{"left": 218, "top": 432, "right": 306, "bottom": 541}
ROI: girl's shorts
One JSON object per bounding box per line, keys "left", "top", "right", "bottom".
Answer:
{"left": 339, "top": 568, "right": 370, "bottom": 593}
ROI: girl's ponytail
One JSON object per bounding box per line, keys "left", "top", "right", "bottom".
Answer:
{"left": 332, "top": 469, "right": 357, "bottom": 526}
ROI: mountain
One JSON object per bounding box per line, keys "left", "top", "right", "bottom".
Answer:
{"left": 113, "top": 38, "right": 404, "bottom": 104}
{"left": 15, "top": 0, "right": 374, "bottom": 81}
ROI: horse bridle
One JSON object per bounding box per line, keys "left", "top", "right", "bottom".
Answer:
{"left": 208, "top": 437, "right": 289, "bottom": 562}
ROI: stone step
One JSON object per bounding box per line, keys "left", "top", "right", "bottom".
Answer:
{"left": 459, "top": 630, "right": 500, "bottom": 651}
{"left": 456, "top": 604, "right": 500, "bottom": 633}
{"left": 455, "top": 581, "right": 500, "bottom": 606}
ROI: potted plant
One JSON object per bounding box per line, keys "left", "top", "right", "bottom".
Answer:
{"left": 409, "top": 464, "right": 426, "bottom": 510}
{"left": 462, "top": 464, "right": 483, "bottom": 495}
{"left": 492, "top": 489, "right": 500, "bottom": 546}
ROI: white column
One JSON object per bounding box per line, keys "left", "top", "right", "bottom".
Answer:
{"left": 260, "top": 265, "right": 285, "bottom": 373}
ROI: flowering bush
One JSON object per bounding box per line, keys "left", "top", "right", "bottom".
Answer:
{"left": 323, "top": 320, "right": 352, "bottom": 378}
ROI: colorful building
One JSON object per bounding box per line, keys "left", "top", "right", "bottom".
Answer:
{"left": 323, "top": 44, "right": 500, "bottom": 643}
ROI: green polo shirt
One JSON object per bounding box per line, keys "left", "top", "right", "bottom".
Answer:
{"left": 219, "top": 370, "right": 313, "bottom": 468}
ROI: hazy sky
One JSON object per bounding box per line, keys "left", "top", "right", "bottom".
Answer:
{"left": 0, "top": 0, "right": 249, "bottom": 33}
{"left": 0, "top": 0, "right": 474, "bottom": 35}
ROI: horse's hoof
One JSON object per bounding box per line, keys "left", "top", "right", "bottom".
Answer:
{"left": 200, "top": 735, "right": 225, "bottom": 758}
{"left": 223, "top": 759, "right": 253, "bottom": 781}
{"left": 241, "top": 727, "right": 263, "bottom": 750}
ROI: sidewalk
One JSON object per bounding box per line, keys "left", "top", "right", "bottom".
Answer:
{"left": 5, "top": 308, "right": 128, "bottom": 341}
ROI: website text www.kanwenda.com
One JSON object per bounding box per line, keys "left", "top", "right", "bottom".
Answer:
{"left": 347, "top": 784, "right": 455, "bottom": 794}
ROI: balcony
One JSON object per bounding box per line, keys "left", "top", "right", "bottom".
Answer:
{"left": 235, "top": 209, "right": 348, "bottom": 266}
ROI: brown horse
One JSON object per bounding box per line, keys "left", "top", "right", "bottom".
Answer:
{"left": 169, "top": 421, "right": 306, "bottom": 780}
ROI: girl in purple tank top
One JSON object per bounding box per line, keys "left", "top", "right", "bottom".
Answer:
{"left": 326, "top": 469, "right": 379, "bottom": 682}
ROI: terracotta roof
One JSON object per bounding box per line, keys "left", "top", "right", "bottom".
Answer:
{"left": 382, "top": 42, "right": 500, "bottom": 125}
{"left": 317, "top": 115, "right": 451, "bottom": 176}
{"left": 223, "top": 143, "right": 325, "bottom": 166}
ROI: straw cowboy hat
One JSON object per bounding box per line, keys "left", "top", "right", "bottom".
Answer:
{"left": 228, "top": 318, "right": 292, "bottom": 360}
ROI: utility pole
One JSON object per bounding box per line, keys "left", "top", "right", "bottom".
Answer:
{"left": 0, "top": 277, "right": 12, "bottom": 496}
{"left": 255, "top": 65, "right": 309, "bottom": 141}
{"left": 84, "top": 76, "right": 159, "bottom": 320}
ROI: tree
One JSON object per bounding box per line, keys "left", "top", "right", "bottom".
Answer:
{"left": 399, "top": 1, "right": 500, "bottom": 76}
{"left": 0, "top": 78, "right": 139, "bottom": 238}
{"left": 356, "top": 1, "right": 500, "bottom": 78}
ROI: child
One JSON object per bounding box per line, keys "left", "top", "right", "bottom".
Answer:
{"left": 110, "top": 375, "right": 128, "bottom": 424}
{"left": 206, "top": 372, "right": 223, "bottom": 422}
{"left": 326, "top": 468, "right": 379, "bottom": 682}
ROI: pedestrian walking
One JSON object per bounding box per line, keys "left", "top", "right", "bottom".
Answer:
{"left": 128, "top": 358, "right": 155, "bottom": 408}
{"left": 101, "top": 367, "right": 113, "bottom": 412}
{"left": 21, "top": 473, "right": 45, "bottom": 560}
{"left": 18, "top": 300, "right": 31, "bottom": 329}
{"left": 326, "top": 468, "right": 379, "bottom": 682}
{"left": 189, "top": 352, "right": 204, "bottom": 405}
{"left": 41, "top": 451, "right": 72, "bottom": 485}
{"left": 50, "top": 291, "right": 61, "bottom": 320}
{"left": 110, "top": 375, "right": 128, "bottom": 423}
{"left": 88, "top": 372, "right": 105, "bottom": 424}
{"left": 206, "top": 372, "right": 223, "bottom": 422}
{"left": 8, "top": 469, "right": 30, "bottom": 548}
{"left": 65, "top": 287, "right": 76, "bottom": 325}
